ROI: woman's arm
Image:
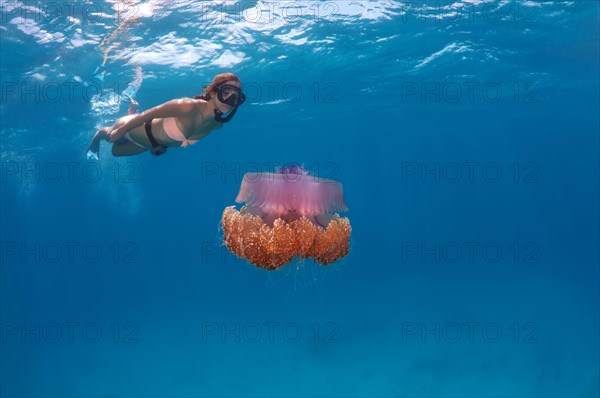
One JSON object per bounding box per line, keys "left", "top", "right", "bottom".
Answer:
{"left": 109, "top": 98, "right": 196, "bottom": 142}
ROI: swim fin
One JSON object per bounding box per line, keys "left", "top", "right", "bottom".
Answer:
{"left": 86, "top": 148, "right": 99, "bottom": 161}
{"left": 86, "top": 133, "right": 102, "bottom": 160}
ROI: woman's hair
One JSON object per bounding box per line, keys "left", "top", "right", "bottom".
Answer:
{"left": 194, "top": 72, "right": 241, "bottom": 101}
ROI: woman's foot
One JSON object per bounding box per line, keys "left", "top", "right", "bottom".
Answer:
{"left": 86, "top": 127, "right": 110, "bottom": 160}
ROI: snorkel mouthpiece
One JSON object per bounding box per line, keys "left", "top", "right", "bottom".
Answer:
{"left": 214, "top": 107, "right": 238, "bottom": 123}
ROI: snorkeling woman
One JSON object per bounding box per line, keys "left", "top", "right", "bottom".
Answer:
{"left": 87, "top": 72, "right": 245, "bottom": 159}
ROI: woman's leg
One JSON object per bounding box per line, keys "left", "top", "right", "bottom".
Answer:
{"left": 86, "top": 115, "right": 138, "bottom": 160}
{"left": 112, "top": 141, "right": 147, "bottom": 157}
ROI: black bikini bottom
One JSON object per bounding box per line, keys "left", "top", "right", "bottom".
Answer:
{"left": 144, "top": 120, "right": 167, "bottom": 156}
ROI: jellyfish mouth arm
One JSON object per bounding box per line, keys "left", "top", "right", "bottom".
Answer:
{"left": 245, "top": 206, "right": 335, "bottom": 228}
{"left": 262, "top": 207, "right": 323, "bottom": 225}
{"left": 242, "top": 205, "right": 285, "bottom": 226}
{"left": 314, "top": 213, "right": 334, "bottom": 228}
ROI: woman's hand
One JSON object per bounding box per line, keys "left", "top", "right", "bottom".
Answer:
{"left": 108, "top": 127, "right": 126, "bottom": 142}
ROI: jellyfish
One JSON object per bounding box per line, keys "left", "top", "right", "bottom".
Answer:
{"left": 221, "top": 165, "right": 351, "bottom": 270}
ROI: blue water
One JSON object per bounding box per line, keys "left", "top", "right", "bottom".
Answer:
{"left": 1, "top": 1, "right": 599, "bottom": 397}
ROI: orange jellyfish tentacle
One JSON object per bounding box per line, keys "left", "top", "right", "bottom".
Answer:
{"left": 222, "top": 206, "right": 351, "bottom": 270}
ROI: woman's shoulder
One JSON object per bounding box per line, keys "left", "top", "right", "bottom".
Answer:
{"left": 164, "top": 97, "right": 206, "bottom": 115}
{"left": 172, "top": 97, "right": 204, "bottom": 104}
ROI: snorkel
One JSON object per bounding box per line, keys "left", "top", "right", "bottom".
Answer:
{"left": 213, "top": 107, "right": 238, "bottom": 123}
